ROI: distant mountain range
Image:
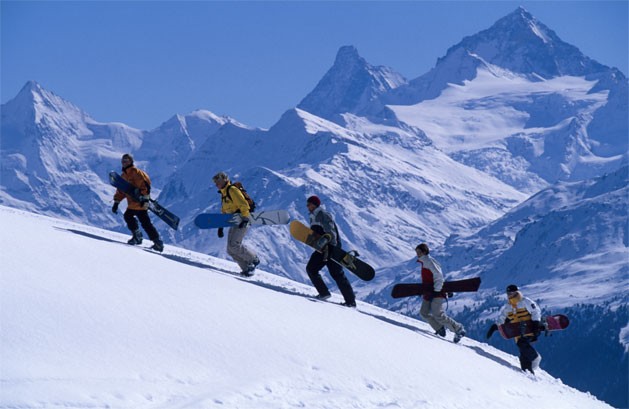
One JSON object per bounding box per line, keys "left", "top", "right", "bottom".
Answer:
{"left": 1, "top": 8, "right": 627, "bottom": 405}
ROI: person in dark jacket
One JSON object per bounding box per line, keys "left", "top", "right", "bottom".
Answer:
{"left": 112, "top": 153, "right": 164, "bottom": 252}
{"left": 416, "top": 243, "right": 465, "bottom": 343}
{"left": 305, "top": 195, "right": 356, "bottom": 307}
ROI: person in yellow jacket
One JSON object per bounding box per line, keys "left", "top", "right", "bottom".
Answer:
{"left": 212, "top": 172, "right": 259, "bottom": 276}
{"left": 112, "top": 153, "right": 163, "bottom": 252}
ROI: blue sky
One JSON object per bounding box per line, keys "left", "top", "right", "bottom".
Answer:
{"left": 2, "top": 1, "right": 627, "bottom": 130}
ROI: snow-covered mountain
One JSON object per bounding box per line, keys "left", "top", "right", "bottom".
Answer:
{"left": 368, "top": 166, "right": 628, "bottom": 310}
{"left": 298, "top": 45, "right": 406, "bottom": 123}
{"left": 0, "top": 206, "right": 613, "bottom": 408}
{"left": 0, "top": 81, "right": 247, "bottom": 230}
{"left": 159, "top": 106, "right": 526, "bottom": 283}
{"left": 1, "top": 8, "right": 627, "bottom": 406}
{"left": 378, "top": 7, "right": 628, "bottom": 192}
{"left": 0, "top": 81, "right": 142, "bottom": 227}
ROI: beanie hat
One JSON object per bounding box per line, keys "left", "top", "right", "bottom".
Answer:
{"left": 416, "top": 243, "right": 430, "bottom": 255}
{"left": 506, "top": 284, "right": 519, "bottom": 293}
{"left": 212, "top": 172, "right": 229, "bottom": 184}
{"left": 122, "top": 153, "right": 134, "bottom": 164}
{"left": 307, "top": 195, "right": 321, "bottom": 207}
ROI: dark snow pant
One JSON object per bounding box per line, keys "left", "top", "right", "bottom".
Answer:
{"left": 306, "top": 251, "right": 355, "bottom": 304}
{"left": 124, "top": 209, "right": 160, "bottom": 241}
{"left": 517, "top": 337, "right": 539, "bottom": 373}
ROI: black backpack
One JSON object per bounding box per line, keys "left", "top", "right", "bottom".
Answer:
{"left": 226, "top": 182, "right": 256, "bottom": 212}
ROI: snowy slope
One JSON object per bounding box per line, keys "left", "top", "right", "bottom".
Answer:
{"left": 0, "top": 206, "right": 612, "bottom": 409}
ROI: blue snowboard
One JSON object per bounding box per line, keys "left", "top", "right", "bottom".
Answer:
{"left": 108, "top": 171, "right": 180, "bottom": 230}
{"left": 194, "top": 210, "right": 290, "bottom": 229}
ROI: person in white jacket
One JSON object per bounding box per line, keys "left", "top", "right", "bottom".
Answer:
{"left": 488, "top": 284, "right": 544, "bottom": 374}
{"left": 416, "top": 243, "right": 465, "bottom": 343}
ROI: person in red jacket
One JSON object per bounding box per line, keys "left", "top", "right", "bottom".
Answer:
{"left": 112, "top": 153, "right": 163, "bottom": 252}
{"left": 416, "top": 243, "right": 465, "bottom": 343}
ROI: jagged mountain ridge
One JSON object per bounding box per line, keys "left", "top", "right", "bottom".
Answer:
{"left": 161, "top": 107, "right": 525, "bottom": 282}
{"left": 383, "top": 7, "right": 610, "bottom": 106}
{"left": 298, "top": 45, "right": 406, "bottom": 123}
{"left": 0, "top": 81, "right": 247, "bottom": 228}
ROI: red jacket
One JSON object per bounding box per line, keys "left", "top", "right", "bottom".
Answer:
{"left": 418, "top": 255, "right": 446, "bottom": 301}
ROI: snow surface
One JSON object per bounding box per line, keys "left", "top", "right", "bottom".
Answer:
{"left": 0, "top": 206, "right": 611, "bottom": 408}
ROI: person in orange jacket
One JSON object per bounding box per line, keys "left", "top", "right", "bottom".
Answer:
{"left": 112, "top": 153, "right": 163, "bottom": 252}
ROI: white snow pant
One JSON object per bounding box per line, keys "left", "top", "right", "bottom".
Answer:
{"left": 420, "top": 297, "right": 464, "bottom": 333}
{"left": 227, "top": 225, "right": 257, "bottom": 272}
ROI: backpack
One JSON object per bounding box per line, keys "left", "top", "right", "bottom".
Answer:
{"left": 226, "top": 182, "right": 256, "bottom": 212}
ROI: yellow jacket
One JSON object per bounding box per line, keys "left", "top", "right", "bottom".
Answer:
{"left": 219, "top": 183, "right": 251, "bottom": 217}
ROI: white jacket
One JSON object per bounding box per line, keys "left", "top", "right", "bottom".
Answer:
{"left": 499, "top": 293, "right": 541, "bottom": 323}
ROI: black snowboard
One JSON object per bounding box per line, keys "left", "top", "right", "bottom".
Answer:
{"left": 391, "top": 277, "right": 481, "bottom": 298}
{"left": 108, "top": 171, "right": 180, "bottom": 230}
{"left": 289, "top": 220, "right": 375, "bottom": 281}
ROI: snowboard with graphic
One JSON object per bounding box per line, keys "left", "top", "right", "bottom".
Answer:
{"left": 108, "top": 171, "right": 180, "bottom": 230}
{"left": 289, "top": 220, "right": 375, "bottom": 281}
{"left": 498, "top": 314, "right": 570, "bottom": 340}
{"left": 194, "top": 210, "right": 290, "bottom": 229}
{"left": 390, "top": 277, "right": 481, "bottom": 298}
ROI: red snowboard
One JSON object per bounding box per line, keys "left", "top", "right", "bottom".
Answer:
{"left": 498, "top": 314, "right": 570, "bottom": 339}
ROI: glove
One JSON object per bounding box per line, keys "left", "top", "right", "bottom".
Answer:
{"left": 217, "top": 227, "right": 224, "bottom": 238}
{"left": 447, "top": 292, "right": 454, "bottom": 298}
{"left": 138, "top": 195, "right": 150, "bottom": 210}
{"left": 519, "top": 321, "right": 527, "bottom": 336}
{"left": 486, "top": 324, "right": 498, "bottom": 339}
{"left": 531, "top": 320, "right": 544, "bottom": 335}
{"left": 112, "top": 202, "right": 119, "bottom": 214}
{"left": 315, "top": 233, "right": 331, "bottom": 250}
{"left": 238, "top": 217, "right": 249, "bottom": 229}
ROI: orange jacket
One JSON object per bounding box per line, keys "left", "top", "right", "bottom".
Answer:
{"left": 113, "top": 166, "right": 151, "bottom": 210}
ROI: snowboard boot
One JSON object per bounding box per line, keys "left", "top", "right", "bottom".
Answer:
{"left": 315, "top": 293, "right": 331, "bottom": 301}
{"left": 151, "top": 239, "right": 164, "bottom": 252}
{"left": 435, "top": 327, "right": 446, "bottom": 337}
{"left": 453, "top": 328, "right": 466, "bottom": 344}
{"left": 127, "top": 230, "right": 143, "bottom": 245}
{"left": 341, "top": 300, "right": 357, "bottom": 308}
{"left": 531, "top": 354, "right": 542, "bottom": 372}
{"left": 240, "top": 258, "right": 259, "bottom": 277}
